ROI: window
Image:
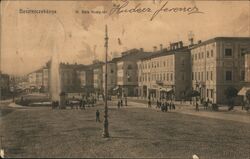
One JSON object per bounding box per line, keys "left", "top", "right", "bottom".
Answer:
{"left": 210, "top": 89, "right": 213, "bottom": 98}
{"left": 225, "top": 71, "right": 232, "bottom": 81}
{"left": 198, "top": 72, "right": 200, "bottom": 81}
{"left": 241, "top": 48, "right": 246, "bottom": 56}
{"left": 207, "top": 51, "right": 209, "bottom": 58}
{"left": 170, "top": 73, "right": 173, "bottom": 81}
{"left": 111, "top": 69, "right": 114, "bottom": 73}
{"left": 201, "top": 72, "right": 203, "bottom": 80}
{"left": 160, "top": 74, "right": 162, "bottom": 81}
{"left": 225, "top": 48, "right": 232, "bottom": 57}
{"left": 241, "top": 71, "right": 245, "bottom": 81}
{"left": 127, "top": 64, "right": 132, "bottom": 69}
{"left": 195, "top": 54, "right": 197, "bottom": 60}
{"left": 210, "top": 71, "right": 213, "bottom": 80}
{"left": 167, "top": 73, "right": 169, "bottom": 81}
{"left": 163, "top": 73, "right": 166, "bottom": 80}
{"left": 207, "top": 71, "right": 209, "bottom": 80}
{"left": 192, "top": 72, "right": 194, "bottom": 80}
{"left": 195, "top": 72, "right": 197, "bottom": 80}
{"left": 198, "top": 53, "right": 200, "bottom": 59}
{"left": 201, "top": 52, "right": 204, "bottom": 59}
{"left": 211, "top": 50, "right": 214, "bottom": 57}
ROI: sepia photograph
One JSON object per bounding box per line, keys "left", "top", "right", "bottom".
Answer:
{"left": 0, "top": 0, "right": 250, "bottom": 158}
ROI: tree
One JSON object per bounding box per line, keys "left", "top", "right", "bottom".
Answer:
{"left": 224, "top": 86, "right": 238, "bottom": 110}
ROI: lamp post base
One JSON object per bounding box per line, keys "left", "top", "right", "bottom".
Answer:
{"left": 102, "top": 119, "right": 109, "bottom": 138}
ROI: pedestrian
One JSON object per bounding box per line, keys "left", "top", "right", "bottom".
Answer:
{"left": 125, "top": 96, "right": 127, "bottom": 106}
{"left": 172, "top": 103, "right": 176, "bottom": 110}
{"left": 82, "top": 99, "right": 86, "bottom": 110}
{"left": 117, "top": 100, "right": 121, "bottom": 109}
{"left": 96, "top": 110, "right": 100, "bottom": 122}
{"left": 196, "top": 102, "right": 199, "bottom": 111}
{"left": 91, "top": 97, "right": 94, "bottom": 107}
{"left": 165, "top": 101, "right": 168, "bottom": 112}
{"left": 169, "top": 102, "right": 172, "bottom": 110}
{"left": 121, "top": 99, "right": 123, "bottom": 107}
{"left": 148, "top": 99, "right": 151, "bottom": 108}
{"left": 79, "top": 99, "right": 83, "bottom": 109}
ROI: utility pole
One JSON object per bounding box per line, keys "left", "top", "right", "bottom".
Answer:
{"left": 102, "top": 25, "right": 109, "bottom": 138}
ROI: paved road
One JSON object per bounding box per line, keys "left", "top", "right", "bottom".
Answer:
{"left": 1, "top": 100, "right": 250, "bottom": 158}
{"left": 113, "top": 99, "right": 250, "bottom": 124}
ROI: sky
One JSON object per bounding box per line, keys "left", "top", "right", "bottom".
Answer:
{"left": 1, "top": 0, "right": 250, "bottom": 75}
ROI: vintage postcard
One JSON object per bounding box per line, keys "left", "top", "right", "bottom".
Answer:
{"left": 0, "top": 0, "right": 250, "bottom": 158}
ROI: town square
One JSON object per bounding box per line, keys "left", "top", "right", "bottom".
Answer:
{"left": 1, "top": 0, "right": 250, "bottom": 158}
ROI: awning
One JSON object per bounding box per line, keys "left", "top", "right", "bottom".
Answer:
{"left": 113, "top": 86, "right": 119, "bottom": 91}
{"left": 159, "top": 87, "right": 173, "bottom": 92}
{"left": 238, "top": 87, "right": 250, "bottom": 96}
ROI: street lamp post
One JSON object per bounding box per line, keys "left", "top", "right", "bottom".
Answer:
{"left": 102, "top": 25, "right": 109, "bottom": 138}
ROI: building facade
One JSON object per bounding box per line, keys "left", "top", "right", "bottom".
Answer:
{"left": 113, "top": 49, "right": 153, "bottom": 97}
{"left": 191, "top": 37, "right": 250, "bottom": 104}
{"left": 103, "top": 62, "right": 117, "bottom": 95}
{"left": 137, "top": 42, "right": 191, "bottom": 100}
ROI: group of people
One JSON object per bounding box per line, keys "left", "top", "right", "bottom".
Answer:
{"left": 117, "top": 97, "right": 128, "bottom": 109}
{"left": 67, "top": 96, "right": 97, "bottom": 110}
{"left": 148, "top": 99, "right": 176, "bottom": 112}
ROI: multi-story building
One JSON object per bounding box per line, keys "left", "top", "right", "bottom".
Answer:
{"left": 27, "top": 69, "right": 42, "bottom": 91}
{"left": 137, "top": 42, "right": 191, "bottom": 100}
{"left": 92, "top": 61, "right": 104, "bottom": 94}
{"left": 191, "top": 37, "right": 250, "bottom": 104}
{"left": 112, "top": 49, "right": 153, "bottom": 97}
{"left": 103, "top": 62, "right": 117, "bottom": 95}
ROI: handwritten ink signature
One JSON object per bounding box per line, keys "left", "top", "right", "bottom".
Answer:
{"left": 109, "top": 1, "right": 204, "bottom": 21}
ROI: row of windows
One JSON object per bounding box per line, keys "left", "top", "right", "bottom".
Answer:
{"left": 192, "top": 48, "right": 247, "bottom": 61}
{"left": 139, "top": 60, "right": 173, "bottom": 70}
{"left": 192, "top": 70, "right": 245, "bottom": 81}
{"left": 140, "top": 73, "right": 174, "bottom": 82}
{"left": 192, "top": 50, "right": 214, "bottom": 61}
{"left": 192, "top": 71, "right": 213, "bottom": 81}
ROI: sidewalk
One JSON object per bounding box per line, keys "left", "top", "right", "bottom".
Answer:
{"left": 125, "top": 98, "right": 250, "bottom": 124}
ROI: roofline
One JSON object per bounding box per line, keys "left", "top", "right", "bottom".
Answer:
{"left": 139, "top": 46, "right": 189, "bottom": 61}
{"left": 190, "top": 37, "right": 250, "bottom": 49}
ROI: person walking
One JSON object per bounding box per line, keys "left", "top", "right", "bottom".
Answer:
{"left": 96, "top": 110, "right": 100, "bottom": 122}
{"left": 148, "top": 99, "right": 151, "bottom": 108}
{"left": 121, "top": 99, "right": 123, "bottom": 107}
{"left": 82, "top": 99, "right": 86, "bottom": 110}
{"left": 195, "top": 102, "right": 199, "bottom": 111}
{"left": 117, "top": 100, "right": 121, "bottom": 109}
{"left": 125, "top": 96, "right": 127, "bottom": 106}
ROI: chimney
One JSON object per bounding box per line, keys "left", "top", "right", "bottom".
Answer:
{"left": 153, "top": 46, "right": 157, "bottom": 52}
{"left": 189, "top": 38, "right": 194, "bottom": 46}
{"left": 140, "top": 48, "right": 144, "bottom": 52}
{"left": 179, "top": 41, "right": 183, "bottom": 48}
{"left": 160, "top": 44, "right": 163, "bottom": 51}
{"left": 169, "top": 43, "right": 173, "bottom": 50}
